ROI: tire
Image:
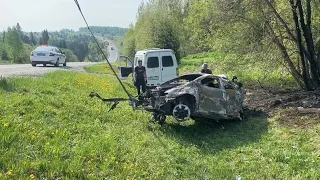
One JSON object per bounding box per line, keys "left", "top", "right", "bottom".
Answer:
{"left": 63, "top": 61, "right": 66, "bottom": 66}
{"left": 55, "top": 59, "right": 59, "bottom": 67}
{"left": 31, "top": 63, "right": 36, "bottom": 67}
{"left": 43, "top": 64, "right": 47, "bottom": 67}
{"left": 172, "top": 96, "right": 195, "bottom": 122}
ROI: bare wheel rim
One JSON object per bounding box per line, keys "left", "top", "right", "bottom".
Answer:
{"left": 173, "top": 103, "right": 191, "bottom": 122}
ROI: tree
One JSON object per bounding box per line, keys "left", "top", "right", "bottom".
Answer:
{"left": 123, "top": 25, "right": 136, "bottom": 59}
{"left": 0, "top": 39, "right": 3, "bottom": 60}
{"left": 40, "top": 29, "right": 49, "bottom": 44}
{"left": 287, "top": 0, "right": 320, "bottom": 90}
{"left": 5, "top": 27, "right": 25, "bottom": 63}
{"left": 30, "top": 32, "right": 36, "bottom": 45}
{"left": 16, "top": 23, "right": 23, "bottom": 38}
{"left": 123, "top": 0, "right": 184, "bottom": 62}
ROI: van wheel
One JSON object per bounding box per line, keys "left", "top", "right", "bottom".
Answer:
{"left": 63, "top": 61, "right": 67, "bottom": 66}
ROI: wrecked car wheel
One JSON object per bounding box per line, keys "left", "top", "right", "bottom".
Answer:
{"left": 150, "top": 113, "right": 167, "bottom": 126}
{"left": 173, "top": 104, "right": 191, "bottom": 122}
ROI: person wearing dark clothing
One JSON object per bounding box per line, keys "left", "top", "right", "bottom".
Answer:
{"left": 201, "top": 63, "right": 212, "bottom": 74}
{"left": 134, "top": 60, "right": 147, "bottom": 95}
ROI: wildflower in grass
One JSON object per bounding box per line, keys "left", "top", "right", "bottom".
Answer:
{"left": 30, "top": 173, "right": 35, "bottom": 179}
{"left": 3, "top": 122, "right": 9, "bottom": 127}
{"left": 130, "top": 163, "right": 135, "bottom": 168}
{"left": 111, "top": 156, "right": 116, "bottom": 161}
{"left": 6, "top": 170, "right": 13, "bottom": 175}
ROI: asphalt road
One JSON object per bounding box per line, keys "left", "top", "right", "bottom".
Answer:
{"left": 0, "top": 39, "right": 119, "bottom": 78}
{"left": 107, "top": 40, "right": 120, "bottom": 63}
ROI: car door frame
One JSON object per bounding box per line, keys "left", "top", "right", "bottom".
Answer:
{"left": 197, "top": 76, "right": 227, "bottom": 116}
{"left": 221, "top": 79, "right": 242, "bottom": 116}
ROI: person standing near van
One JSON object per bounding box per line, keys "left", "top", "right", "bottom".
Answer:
{"left": 134, "top": 60, "right": 147, "bottom": 95}
{"left": 201, "top": 63, "right": 212, "bottom": 74}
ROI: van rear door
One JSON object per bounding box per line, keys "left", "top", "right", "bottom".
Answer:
{"left": 118, "top": 56, "right": 133, "bottom": 79}
{"left": 160, "top": 52, "right": 178, "bottom": 83}
{"left": 145, "top": 52, "right": 161, "bottom": 86}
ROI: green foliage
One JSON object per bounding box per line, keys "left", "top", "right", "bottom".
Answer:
{"left": 5, "top": 27, "right": 25, "bottom": 63}
{"left": 0, "top": 39, "right": 3, "bottom": 61}
{"left": 40, "top": 29, "right": 49, "bottom": 45}
{"left": 87, "top": 41, "right": 104, "bottom": 62}
{"left": 122, "top": 0, "right": 320, "bottom": 88}
{"left": 1, "top": 71, "right": 318, "bottom": 179}
{"left": 61, "top": 48, "right": 79, "bottom": 62}
{"left": 79, "top": 26, "right": 127, "bottom": 37}
{"left": 123, "top": 25, "right": 136, "bottom": 59}
{"left": 84, "top": 63, "right": 118, "bottom": 75}
{"left": 123, "top": 0, "right": 185, "bottom": 62}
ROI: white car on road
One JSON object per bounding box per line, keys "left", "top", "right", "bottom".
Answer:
{"left": 30, "top": 45, "right": 66, "bottom": 67}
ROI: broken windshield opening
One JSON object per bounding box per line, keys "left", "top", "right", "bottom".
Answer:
{"left": 161, "top": 74, "right": 203, "bottom": 86}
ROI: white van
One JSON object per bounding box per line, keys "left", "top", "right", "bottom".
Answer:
{"left": 119, "top": 48, "right": 179, "bottom": 88}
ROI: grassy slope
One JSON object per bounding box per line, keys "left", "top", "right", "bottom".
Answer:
{"left": 0, "top": 71, "right": 319, "bottom": 179}
{"left": 85, "top": 52, "right": 297, "bottom": 89}
{"left": 84, "top": 63, "right": 120, "bottom": 75}
{"left": 179, "top": 52, "right": 297, "bottom": 89}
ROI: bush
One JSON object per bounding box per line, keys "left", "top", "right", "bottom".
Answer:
{"left": 61, "top": 48, "right": 79, "bottom": 62}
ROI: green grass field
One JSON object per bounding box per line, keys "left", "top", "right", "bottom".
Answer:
{"left": 84, "top": 63, "right": 119, "bottom": 75}
{"left": 0, "top": 70, "right": 319, "bottom": 179}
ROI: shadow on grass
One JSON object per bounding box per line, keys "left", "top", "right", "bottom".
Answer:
{"left": 0, "top": 77, "right": 15, "bottom": 92}
{"left": 160, "top": 109, "right": 269, "bottom": 154}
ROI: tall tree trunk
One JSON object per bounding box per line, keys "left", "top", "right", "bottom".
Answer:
{"left": 263, "top": 0, "right": 311, "bottom": 60}
{"left": 265, "top": 21, "right": 305, "bottom": 88}
{"left": 289, "top": 0, "right": 312, "bottom": 90}
{"left": 296, "top": 0, "right": 320, "bottom": 86}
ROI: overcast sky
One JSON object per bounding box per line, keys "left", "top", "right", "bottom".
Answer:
{"left": 0, "top": 0, "right": 144, "bottom": 32}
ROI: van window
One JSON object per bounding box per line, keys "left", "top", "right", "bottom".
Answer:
{"left": 162, "top": 56, "right": 174, "bottom": 67}
{"left": 147, "top": 57, "right": 159, "bottom": 68}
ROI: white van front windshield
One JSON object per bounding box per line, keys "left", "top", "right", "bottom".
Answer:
{"left": 135, "top": 56, "right": 143, "bottom": 66}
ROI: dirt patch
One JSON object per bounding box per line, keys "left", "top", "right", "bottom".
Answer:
{"left": 275, "top": 108, "right": 320, "bottom": 129}
{"left": 245, "top": 88, "right": 320, "bottom": 125}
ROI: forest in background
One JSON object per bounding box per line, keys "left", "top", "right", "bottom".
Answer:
{"left": 0, "top": 25, "right": 127, "bottom": 63}
{"left": 123, "top": 0, "right": 320, "bottom": 90}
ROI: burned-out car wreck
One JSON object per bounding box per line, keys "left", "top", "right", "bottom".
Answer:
{"left": 143, "top": 73, "right": 246, "bottom": 124}
{"left": 89, "top": 73, "right": 246, "bottom": 125}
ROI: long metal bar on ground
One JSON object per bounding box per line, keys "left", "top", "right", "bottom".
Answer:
{"left": 73, "top": 0, "right": 132, "bottom": 99}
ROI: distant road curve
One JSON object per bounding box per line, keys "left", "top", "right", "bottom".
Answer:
{"left": 103, "top": 38, "right": 119, "bottom": 63}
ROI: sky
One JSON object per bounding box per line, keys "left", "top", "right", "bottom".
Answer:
{"left": 0, "top": 0, "right": 144, "bottom": 32}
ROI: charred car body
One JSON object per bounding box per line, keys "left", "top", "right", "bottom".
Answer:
{"left": 90, "top": 73, "right": 246, "bottom": 125}
{"left": 142, "top": 73, "right": 246, "bottom": 124}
